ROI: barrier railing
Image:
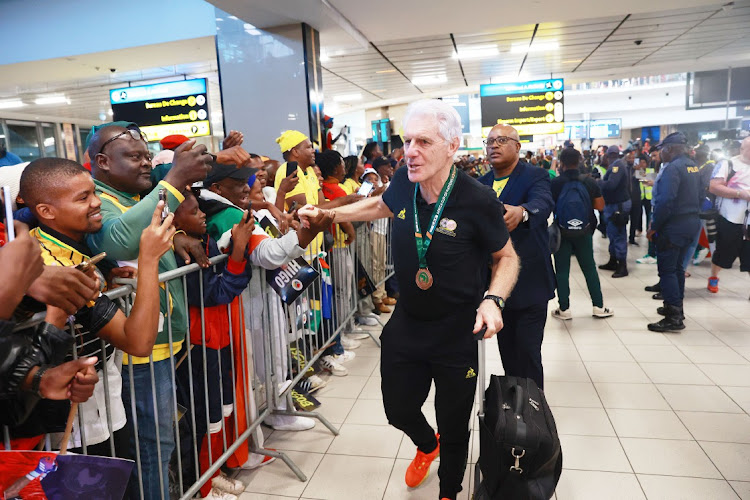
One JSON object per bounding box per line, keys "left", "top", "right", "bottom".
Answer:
{"left": 5, "top": 217, "right": 394, "bottom": 500}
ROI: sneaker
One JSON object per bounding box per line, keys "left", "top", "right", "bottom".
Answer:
{"left": 693, "top": 247, "right": 709, "bottom": 265}
{"left": 405, "top": 434, "right": 440, "bottom": 488}
{"left": 551, "top": 308, "right": 572, "bottom": 321}
{"left": 636, "top": 254, "right": 657, "bottom": 264}
{"left": 592, "top": 306, "right": 614, "bottom": 318}
{"left": 332, "top": 350, "right": 356, "bottom": 364}
{"left": 306, "top": 374, "right": 327, "bottom": 393}
{"left": 707, "top": 276, "right": 719, "bottom": 293}
{"left": 355, "top": 315, "right": 378, "bottom": 326}
{"left": 345, "top": 331, "right": 371, "bottom": 340}
{"left": 297, "top": 374, "right": 327, "bottom": 393}
{"left": 340, "top": 336, "right": 361, "bottom": 350}
{"left": 204, "top": 488, "right": 238, "bottom": 500}
{"left": 320, "top": 355, "right": 348, "bottom": 376}
{"left": 266, "top": 415, "right": 316, "bottom": 431}
{"left": 211, "top": 474, "right": 244, "bottom": 495}
{"left": 240, "top": 450, "right": 277, "bottom": 470}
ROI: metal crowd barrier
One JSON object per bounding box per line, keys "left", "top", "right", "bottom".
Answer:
{"left": 5, "top": 217, "right": 394, "bottom": 500}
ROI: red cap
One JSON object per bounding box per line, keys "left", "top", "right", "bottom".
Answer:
{"left": 160, "top": 134, "right": 190, "bottom": 150}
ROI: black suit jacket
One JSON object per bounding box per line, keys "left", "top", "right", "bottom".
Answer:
{"left": 479, "top": 161, "right": 556, "bottom": 309}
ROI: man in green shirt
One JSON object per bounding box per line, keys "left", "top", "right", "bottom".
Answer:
{"left": 86, "top": 123, "right": 212, "bottom": 500}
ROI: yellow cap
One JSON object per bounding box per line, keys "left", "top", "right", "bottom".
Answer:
{"left": 276, "top": 130, "right": 309, "bottom": 153}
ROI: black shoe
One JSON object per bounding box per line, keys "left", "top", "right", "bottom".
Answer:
{"left": 612, "top": 259, "right": 629, "bottom": 278}
{"left": 648, "top": 305, "right": 686, "bottom": 332}
{"left": 657, "top": 305, "right": 685, "bottom": 320}
{"left": 371, "top": 307, "right": 382, "bottom": 315}
{"left": 645, "top": 283, "right": 661, "bottom": 292}
{"left": 598, "top": 255, "right": 618, "bottom": 271}
{"left": 652, "top": 292, "right": 663, "bottom": 300}
{"left": 629, "top": 239, "right": 639, "bottom": 246}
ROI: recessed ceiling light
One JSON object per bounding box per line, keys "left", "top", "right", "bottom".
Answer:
{"left": 34, "top": 95, "right": 70, "bottom": 105}
{"left": 510, "top": 40, "right": 559, "bottom": 53}
{"left": 334, "top": 93, "right": 362, "bottom": 102}
{"left": 371, "top": 89, "right": 387, "bottom": 93}
{"left": 376, "top": 69, "right": 396, "bottom": 74}
{"left": 412, "top": 74, "right": 447, "bottom": 86}
{"left": 562, "top": 59, "right": 582, "bottom": 64}
{"left": 320, "top": 52, "right": 330, "bottom": 62}
{"left": 452, "top": 45, "right": 499, "bottom": 60}
{"left": 0, "top": 99, "right": 25, "bottom": 109}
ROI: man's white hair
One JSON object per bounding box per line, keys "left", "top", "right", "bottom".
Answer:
{"left": 403, "top": 99, "right": 462, "bottom": 144}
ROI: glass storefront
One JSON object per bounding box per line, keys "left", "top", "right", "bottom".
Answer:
{"left": 6, "top": 121, "right": 41, "bottom": 162}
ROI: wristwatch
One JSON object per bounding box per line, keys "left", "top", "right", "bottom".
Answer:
{"left": 521, "top": 207, "right": 529, "bottom": 223}
{"left": 483, "top": 295, "right": 506, "bottom": 310}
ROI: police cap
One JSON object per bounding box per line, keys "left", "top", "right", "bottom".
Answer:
{"left": 656, "top": 132, "right": 687, "bottom": 149}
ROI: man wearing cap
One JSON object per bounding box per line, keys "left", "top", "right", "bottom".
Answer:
{"left": 86, "top": 122, "right": 212, "bottom": 499}
{"left": 647, "top": 132, "right": 703, "bottom": 332}
{"left": 298, "top": 99, "right": 519, "bottom": 500}
{"left": 706, "top": 136, "right": 750, "bottom": 293}
{"left": 273, "top": 130, "right": 358, "bottom": 260}
{"left": 597, "top": 145, "right": 632, "bottom": 278}
{"left": 624, "top": 144, "right": 643, "bottom": 246}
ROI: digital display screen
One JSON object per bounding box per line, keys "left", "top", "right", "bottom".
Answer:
{"left": 480, "top": 79, "right": 564, "bottom": 136}
{"left": 559, "top": 119, "right": 621, "bottom": 139}
{"left": 371, "top": 119, "right": 390, "bottom": 143}
{"left": 110, "top": 78, "right": 211, "bottom": 142}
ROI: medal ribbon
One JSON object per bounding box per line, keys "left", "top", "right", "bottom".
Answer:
{"left": 413, "top": 166, "right": 457, "bottom": 269}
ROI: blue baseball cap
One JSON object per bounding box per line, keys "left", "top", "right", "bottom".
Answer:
{"left": 656, "top": 132, "right": 687, "bottom": 149}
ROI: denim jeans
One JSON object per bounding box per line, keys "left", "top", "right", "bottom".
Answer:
{"left": 122, "top": 359, "right": 176, "bottom": 500}
{"left": 604, "top": 200, "right": 632, "bottom": 259}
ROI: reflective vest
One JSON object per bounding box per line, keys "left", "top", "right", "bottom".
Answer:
{"left": 641, "top": 167, "right": 655, "bottom": 200}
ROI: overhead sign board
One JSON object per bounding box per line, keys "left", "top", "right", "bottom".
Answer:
{"left": 480, "top": 78, "right": 564, "bottom": 136}
{"left": 110, "top": 78, "right": 211, "bottom": 142}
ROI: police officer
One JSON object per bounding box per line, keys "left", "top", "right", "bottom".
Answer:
{"left": 598, "top": 145, "right": 632, "bottom": 277}
{"left": 647, "top": 132, "right": 702, "bottom": 332}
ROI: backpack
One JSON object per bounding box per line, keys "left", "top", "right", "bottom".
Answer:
{"left": 555, "top": 179, "right": 592, "bottom": 237}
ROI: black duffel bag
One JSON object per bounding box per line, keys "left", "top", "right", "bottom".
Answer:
{"left": 474, "top": 375, "right": 563, "bottom": 500}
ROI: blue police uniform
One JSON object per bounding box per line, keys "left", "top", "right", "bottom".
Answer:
{"left": 598, "top": 152, "right": 632, "bottom": 275}
{"left": 648, "top": 132, "right": 702, "bottom": 332}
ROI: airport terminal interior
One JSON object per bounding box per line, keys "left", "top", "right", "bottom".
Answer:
{"left": 2, "top": 0, "right": 750, "bottom": 498}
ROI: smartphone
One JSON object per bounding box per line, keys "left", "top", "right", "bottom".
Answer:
{"left": 358, "top": 181, "right": 375, "bottom": 197}
{"left": 76, "top": 252, "right": 107, "bottom": 273}
{"left": 287, "top": 201, "right": 298, "bottom": 213}
{"left": 285, "top": 161, "right": 299, "bottom": 178}
{"left": 245, "top": 204, "right": 253, "bottom": 223}
{"left": 3, "top": 185, "right": 14, "bottom": 241}
{"left": 158, "top": 188, "right": 169, "bottom": 222}
{"left": 634, "top": 158, "right": 640, "bottom": 166}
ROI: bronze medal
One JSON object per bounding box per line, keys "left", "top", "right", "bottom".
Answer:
{"left": 415, "top": 268, "right": 433, "bottom": 290}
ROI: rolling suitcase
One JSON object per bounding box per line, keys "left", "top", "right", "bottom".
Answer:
{"left": 472, "top": 330, "right": 563, "bottom": 500}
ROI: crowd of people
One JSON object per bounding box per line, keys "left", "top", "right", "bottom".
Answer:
{"left": 1, "top": 100, "right": 748, "bottom": 500}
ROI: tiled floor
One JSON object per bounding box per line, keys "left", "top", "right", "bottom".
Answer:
{"left": 235, "top": 233, "right": 750, "bottom": 499}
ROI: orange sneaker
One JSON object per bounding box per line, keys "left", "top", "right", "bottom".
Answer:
{"left": 405, "top": 434, "right": 440, "bottom": 488}
{"left": 707, "top": 276, "right": 719, "bottom": 293}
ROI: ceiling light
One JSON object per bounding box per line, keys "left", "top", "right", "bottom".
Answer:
{"left": 334, "top": 93, "right": 362, "bottom": 102}
{"left": 371, "top": 89, "right": 387, "bottom": 93}
{"left": 412, "top": 74, "right": 447, "bottom": 86}
{"left": 228, "top": 15, "right": 238, "bottom": 20}
{"left": 562, "top": 59, "right": 582, "bottom": 64}
{"left": 376, "top": 69, "right": 396, "bottom": 74}
{"left": 320, "top": 52, "right": 330, "bottom": 62}
{"left": 34, "top": 95, "right": 70, "bottom": 105}
{"left": 510, "top": 40, "right": 559, "bottom": 53}
{"left": 452, "top": 45, "right": 499, "bottom": 60}
{"left": 0, "top": 99, "right": 25, "bottom": 109}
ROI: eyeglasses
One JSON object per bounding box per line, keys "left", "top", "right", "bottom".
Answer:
{"left": 97, "top": 128, "right": 148, "bottom": 156}
{"left": 483, "top": 136, "right": 519, "bottom": 147}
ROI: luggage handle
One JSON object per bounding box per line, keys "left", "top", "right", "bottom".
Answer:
{"left": 475, "top": 327, "right": 487, "bottom": 417}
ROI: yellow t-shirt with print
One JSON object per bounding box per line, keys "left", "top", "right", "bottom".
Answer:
{"left": 492, "top": 176, "right": 510, "bottom": 197}
{"left": 274, "top": 162, "right": 323, "bottom": 260}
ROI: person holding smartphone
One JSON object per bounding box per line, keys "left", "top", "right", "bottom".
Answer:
{"left": 19, "top": 157, "right": 175, "bottom": 462}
